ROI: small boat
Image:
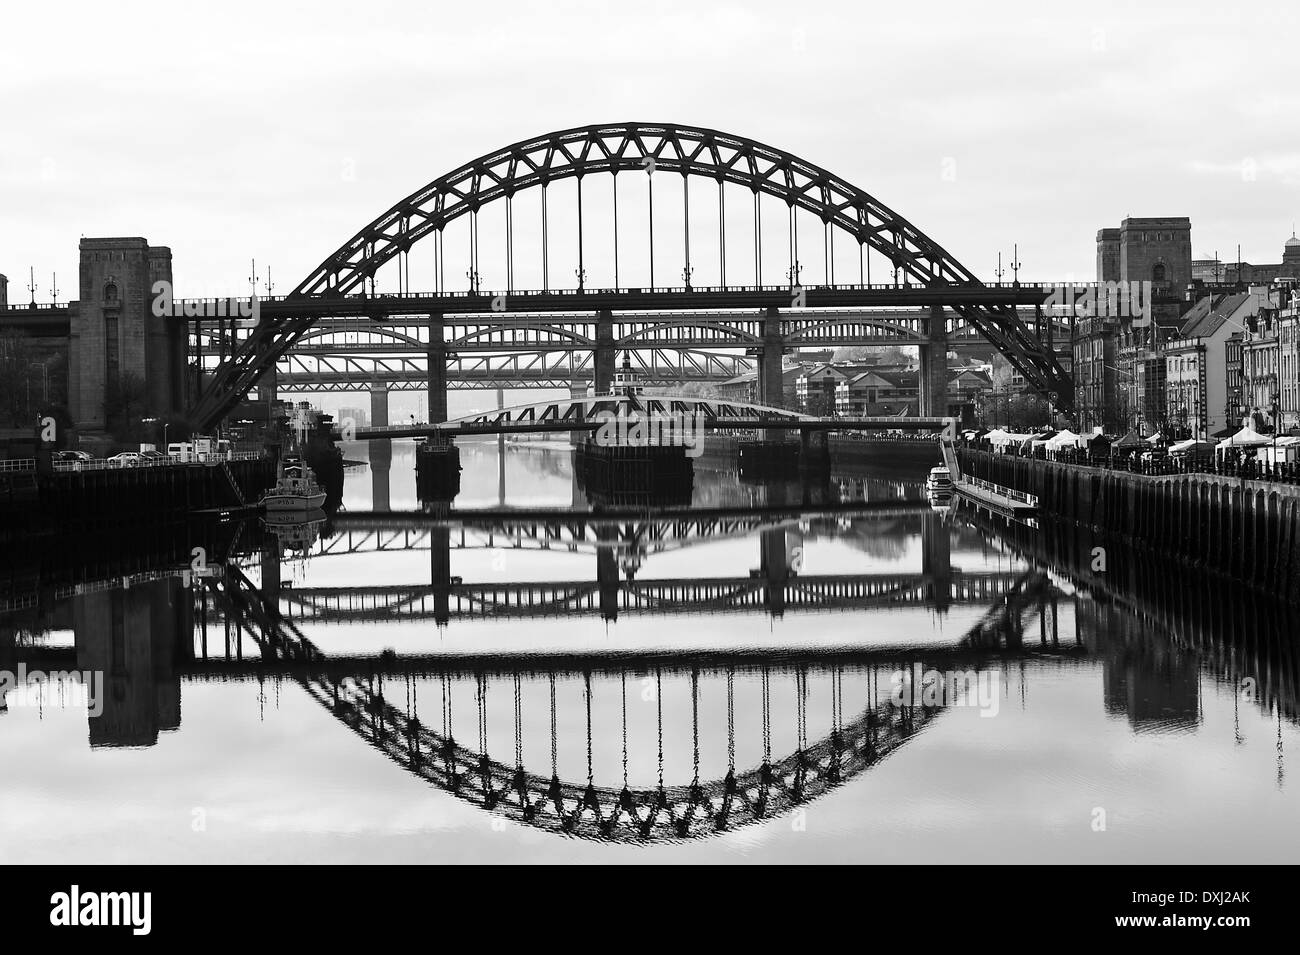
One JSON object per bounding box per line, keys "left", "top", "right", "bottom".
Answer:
{"left": 260, "top": 467, "right": 327, "bottom": 511}
{"left": 262, "top": 508, "right": 326, "bottom": 551}
{"left": 925, "top": 465, "right": 954, "bottom": 494}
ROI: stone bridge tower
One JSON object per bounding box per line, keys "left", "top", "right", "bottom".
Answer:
{"left": 70, "top": 238, "right": 184, "bottom": 434}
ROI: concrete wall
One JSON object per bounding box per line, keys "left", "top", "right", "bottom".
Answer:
{"left": 957, "top": 448, "right": 1300, "bottom": 601}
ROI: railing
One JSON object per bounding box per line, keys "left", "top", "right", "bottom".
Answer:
{"left": 51, "top": 450, "right": 264, "bottom": 472}
{"left": 171, "top": 280, "right": 1081, "bottom": 311}
{"left": 961, "top": 474, "right": 1038, "bottom": 507}
{"left": 967, "top": 443, "right": 1300, "bottom": 487}
{"left": 0, "top": 458, "right": 37, "bottom": 473}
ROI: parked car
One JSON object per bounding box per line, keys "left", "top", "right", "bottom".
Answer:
{"left": 139, "top": 450, "right": 169, "bottom": 463}
{"left": 107, "top": 452, "right": 143, "bottom": 467}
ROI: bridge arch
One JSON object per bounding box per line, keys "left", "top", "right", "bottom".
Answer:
{"left": 297, "top": 122, "right": 983, "bottom": 297}
{"left": 189, "top": 123, "right": 1070, "bottom": 429}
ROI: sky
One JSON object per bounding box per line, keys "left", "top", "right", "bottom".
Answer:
{"left": 3, "top": 0, "right": 1299, "bottom": 304}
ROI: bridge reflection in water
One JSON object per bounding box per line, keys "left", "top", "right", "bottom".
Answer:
{"left": 5, "top": 493, "right": 1298, "bottom": 846}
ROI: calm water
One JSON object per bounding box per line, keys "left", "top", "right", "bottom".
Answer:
{"left": 2, "top": 439, "right": 1296, "bottom": 863}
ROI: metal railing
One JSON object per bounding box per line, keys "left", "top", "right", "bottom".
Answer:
{"left": 965, "top": 444, "right": 1300, "bottom": 487}
{"left": 0, "top": 458, "right": 37, "bottom": 473}
{"left": 960, "top": 474, "right": 1039, "bottom": 507}
{"left": 51, "top": 450, "right": 264, "bottom": 472}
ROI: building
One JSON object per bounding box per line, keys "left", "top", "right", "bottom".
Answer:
{"left": 1163, "top": 291, "right": 1263, "bottom": 439}
{"left": 1073, "top": 315, "right": 1121, "bottom": 432}
{"left": 1225, "top": 332, "right": 1244, "bottom": 428}
{"left": 1241, "top": 291, "right": 1280, "bottom": 430}
{"left": 1097, "top": 218, "right": 1193, "bottom": 293}
{"left": 337, "top": 405, "right": 370, "bottom": 429}
{"left": 1280, "top": 283, "right": 1300, "bottom": 430}
{"left": 1081, "top": 218, "right": 1195, "bottom": 432}
{"left": 1191, "top": 234, "right": 1300, "bottom": 286}
{"left": 834, "top": 368, "right": 917, "bottom": 416}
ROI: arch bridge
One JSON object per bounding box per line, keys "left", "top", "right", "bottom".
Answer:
{"left": 185, "top": 122, "right": 1072, "bottom": 430}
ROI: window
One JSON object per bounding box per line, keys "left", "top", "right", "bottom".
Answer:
{"left": 1152, "top": 263, "right": 1167, "bottom": 283}
{"left": 103, "top": 282, "right": 119, "bottom": 303}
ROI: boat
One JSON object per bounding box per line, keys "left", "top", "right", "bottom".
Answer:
{"left": 260, "top": 465, "right": 327, "bottom": 511}
{"left": 261, "top": 508, "right": 326, "bottom": 552}
{"left": 925, "top": 465, "right": 954, "bottom": 494}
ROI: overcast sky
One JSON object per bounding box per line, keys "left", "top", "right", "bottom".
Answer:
{"left": 3, "top": 0, "right": 1299, "bottom": 301}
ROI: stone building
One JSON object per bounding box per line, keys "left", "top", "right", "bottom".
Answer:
{"left": 1191, "top": 233, "right": 1300, "bottom": 286}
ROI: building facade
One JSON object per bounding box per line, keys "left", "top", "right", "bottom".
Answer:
{"left": 1163, "top": 291, "right": 1263, "bottom": 439}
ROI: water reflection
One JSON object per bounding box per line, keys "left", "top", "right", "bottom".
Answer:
{"left": 2, "top": 448, "right": 1298, "bottom": 857}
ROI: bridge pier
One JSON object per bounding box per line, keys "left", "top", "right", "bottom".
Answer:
{"left": 759, "top": 306, "right": 785, "bottom": 409}
{"left": 430, "top": 525, "right": 451, "bottom": 626}
{"left": 595, "top": 310, "right": 615, "bottom": 396}
{"left": 428, "top": 315, "right": 447, "bottom": 424}
{"left": 918, "top": 304, "right": 949, "bottom": 417}
{"left": 371, "top": 454, "right": 391, "bottom": 511}
{"left": 920, "top": 510, "right": 952, "bottom": 613}
{"left": 597, "top": 525, "right": 619, "bottom": 621}
{"left": 759, "top": 525, "right": 789, "bottom": 617}
{"left": 368, "top": 382, "right": 392, "bottom": 479}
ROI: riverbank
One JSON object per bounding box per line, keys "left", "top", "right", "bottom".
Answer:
{"left": 957, "top": 447, "right": 1300, "bottom": 602}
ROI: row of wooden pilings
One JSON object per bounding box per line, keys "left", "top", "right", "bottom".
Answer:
{"left": 957, "top": 448, "right": 1300, "bottom": 604}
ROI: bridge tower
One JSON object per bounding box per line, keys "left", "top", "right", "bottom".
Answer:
{"left": 72, "top": 578, "right": 182, "bottom": 747}
{"left": 0, "top": 273, "right": 7, "bottom": 307}
{"left": 69, "top": 238, "right": 183, "bottom": 435}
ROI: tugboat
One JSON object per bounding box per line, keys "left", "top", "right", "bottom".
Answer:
{"left": 260, "top": 461, "right": 327, "bottom": 511}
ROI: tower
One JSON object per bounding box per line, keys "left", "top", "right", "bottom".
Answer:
{"left": 1096, "top": 229, "right": 1121, "bottom": 283}
{"left": 1283, "top": 233, "right": 1300, "bottom": 275}
{"left": 70, "top": 238, "right": 183, "bottom": 433}
{"left": 1118, "top": 218, "right": 1192, "bottom": 293}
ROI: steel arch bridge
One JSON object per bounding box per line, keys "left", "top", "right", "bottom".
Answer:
{"left": 187, "top": 122, "right": 1071, "bottom": 429}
